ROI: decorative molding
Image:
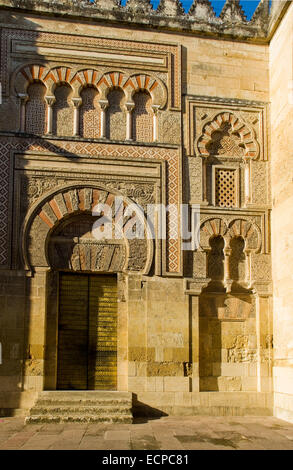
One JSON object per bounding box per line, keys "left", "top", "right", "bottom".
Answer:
{"left": 15, "top": 65, "right": 168, "bottom": 110}
{"left": 22, "top": 184, "right": 153, "bottom": 275}
{"left": 0, "top": 0, "right": 273, "bottom": 41}
{"left": 186, "top": 96, "right": 267, "bottom": 162}
{"left": 219, "top": 0, "right": 247, "bottom": 23}
{"left": 3, "top": 29, "right": 180, "bottom": 110}
{"left": 3, "top": 138, "right": 181, "bottom": 275}
{"left": 197, "top": 111, "right": 259, "bottom": 159}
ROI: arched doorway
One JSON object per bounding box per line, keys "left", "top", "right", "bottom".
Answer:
{"left": 21, "top": 184, "right": 153, "bottom": 392}
{"left": 50, "top": 213, "right": 122, "bottom": 391}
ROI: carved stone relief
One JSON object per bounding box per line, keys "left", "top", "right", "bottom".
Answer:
{"left": 48, "top": 214, "right": 127, "bottom": 273}
{"left": 23, "top": 185, "right": 153, "bottom": 275}
{"left": 199, "top": 294, "right": 254, "bottom": 321}
{"left": 197, "top": 111, "right": 258, "bottom": 159}
{"left": 195, "top": 215, "right": 264, "bottom": 293}
{"left": 159, "top": 111, "right": 181, "bottom": 145}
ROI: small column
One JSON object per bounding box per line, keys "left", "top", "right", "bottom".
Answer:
{"left": 125, "top": 103, "right": 134, "bottom": 141}
{"left": 255, "top": 289, "right": 273, "bottom": 393}
{"left": 72, "top": 98, "right": 82, "bottom": 137}
{"left": 152, "top": 105, "right": 160, "bottom": 142}
{"left": 244, "top": 249, "right": 252, "bottom": 288}
{"left": 99, "top": 100, "right": 108, "bottom": 139}
{"left": 244, "top": 157, "right": 251, "bottom": 206}
{"left": 202, "top": 157, "right": 208, "bottom": 204}
{"left": 45, "top": 96, "right": 56, "bottom": 135}
{"left": 18, "top": 94, "right": 28, "bottom": 132}
{"left": 223, "top": 247, "right": 232, "bottom": 293}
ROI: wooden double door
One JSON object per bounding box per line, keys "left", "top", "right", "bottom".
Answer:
{"left": 57, "top": 273, "right": 117, "bottom": 390}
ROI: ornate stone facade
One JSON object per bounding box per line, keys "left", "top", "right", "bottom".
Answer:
{"left": 0, "top": 0, "right": 291, "bottom": 421}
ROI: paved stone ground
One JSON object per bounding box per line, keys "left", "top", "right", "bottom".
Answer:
{"left": 0, "top": 416, "right": 293, "bottom": 450}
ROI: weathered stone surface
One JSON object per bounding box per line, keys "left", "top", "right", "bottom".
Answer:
{"left": 0, "top": 0, "right": 284, "bottom": 40}
{"left": 0, "top": 0, "right": 291, "bottom": 425}
{"left": 26, "top": 391, "right": 133, "bottom": 424}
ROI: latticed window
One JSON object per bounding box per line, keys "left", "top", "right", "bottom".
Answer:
{"left": 79, "top": 87, "right": 100, "bottom": 138}
{"left": 106, "top": 89, "right": 126, "bottom": 141}
{"left": 132, "top": 91, "right": 153, "bottom": 142}
{"left": 52, "top": 84, "right": 74, "bottom": 137}
{"left": 215, "top": 168, "right": 236, "bottom": 208}
{"left": 25, "top": 82, "right": 47, "bottom": 135}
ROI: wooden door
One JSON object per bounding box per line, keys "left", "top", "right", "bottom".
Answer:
{"left": 57, "top": 273, "right": 117, "bottom": 390}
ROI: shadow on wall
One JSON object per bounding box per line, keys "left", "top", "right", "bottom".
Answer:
{"left": 199, "top": 235, "right": 253, "bottom": 392}
{"left": 0, "top": 9, "right": 189, "bottom": 418}
{"left": 0, "top": 15, "right": 121, "bottom": 415}
{"left": 0, "top": 14, "right": 47, "bottom": 416}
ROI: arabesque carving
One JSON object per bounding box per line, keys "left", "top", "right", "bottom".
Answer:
{"left": 197, "top": 111, "right": 259, "bottom": 159}
{"left": 22, "top": 184, "right": 153, "bottom": 275}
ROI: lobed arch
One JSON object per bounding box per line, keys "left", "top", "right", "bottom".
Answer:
{"left": 70, "top": 68, "right": 102, "bottom": 99}
{"left": 21, "top": 183, "right": 154, "bottom": 276}
{"left": 196, "top": 111, "right": 259, "bottom": 159}
{"left": 14, "top": 63, "right": 50, "bottom": 97}
{"left": 42, "top": 66, "right": 75, "bottom": 98}
{"left": 198, "top": 217, "right": 228, "bottom": 251}
{"left": 198, "top": 216, "right": 262, "bottom": 292}
{"left": 97, "top": 71, "right": 127, "bottom": 102}
{"left": 198, "top": 216, "right": 261, "bottom": 253}
{"left": 123, "top": 73, "right": 167, "bottom": 109}
{"left": 227, "top": 218, "right": 261, "bottom": 253}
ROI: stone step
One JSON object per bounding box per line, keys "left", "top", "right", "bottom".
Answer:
{"left": 26, "top": 391, "right": 133, "bottom": 424}
{"left": 30, "top": 405, "right": 132, "bottom": 415}
{"left": 26, "top": 414, "right": 133, "bottom": 424}
{"left": 36, "top": 391, "right": 132, "bottom": 407}
{"left": 39, "top": 391, "right": 131, "bottom": 400}
{"left": 36, "top": 398, "right": 132, "bottom": 406}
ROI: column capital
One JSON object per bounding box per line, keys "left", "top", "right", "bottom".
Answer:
{"left": 99, "top": 99, "right": 109, "bottom": 111}
{"left": 45, "top": 96, "right": 56, "bottom": 107}
{"left": 124, "top": 102, "right": 135, "bottom": 113}
{"left": 72, "top": 98, "right": 82, "bottom": 108}
{"left": 223, "top": 247, "right": 232, "bottom": 256}
{"left": 151, "top": 104, "right": 160, "bottom": 115}
{"left": 18, "top": 93, "right": 29, "bottom": 104}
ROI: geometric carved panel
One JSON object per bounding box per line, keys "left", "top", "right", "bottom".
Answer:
{"left": 215, "top": 168, "right": 236, "bottom": 208}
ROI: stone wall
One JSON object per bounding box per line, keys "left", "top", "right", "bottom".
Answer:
{"left": 270, "top": 1, "right": 293, "bottom": 423}
{"left": 0, "top": 271, "right": 38, "bottom": 415}
{"left": 0, "top": 1, "right": 284, "bottom": 418}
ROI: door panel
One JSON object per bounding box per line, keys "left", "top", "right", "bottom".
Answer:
{"left": 57, "top": 273, "right": 117, "bottom": 390}
{"left": 88, "top": 276, "right": 117, "bottom": 390}
{"left": 57, "top": 274, "right": 89, "bottom": 390}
